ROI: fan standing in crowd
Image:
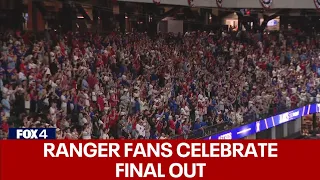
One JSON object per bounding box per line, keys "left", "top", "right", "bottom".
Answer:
{"left": 0, "top": 29, "right": 320, "bottom": 140}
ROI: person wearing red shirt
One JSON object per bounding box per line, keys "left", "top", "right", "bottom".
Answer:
{"left": 108, "top": 107, "right": 119, "bottom": 127}
{"left": 300, "top": 62, "right": 306, "bottom": 73}
{"left": 19, "top": 59, "right": 26, "bottom": 74}
{"left": 96, "top": 57, "right": 103, "bottom": 68}
{"left": 131, "top": 116, "right": 137, "bottom": 132}
{"left": 59, "top": 41, "right": 66, "bottom": 56}
{"left": 168, "top": 117, "right": 175, "bottom": 135}
{"left": 156, "top": 118, "right": 163, "bottom": 134}
{"left": 1, "top": 117, "right": 9, "bottom": 133}
{"left": 102, "top": 54, "right": 108, "bottom": 65}
{"left": 97, "top": 94, "right": 105, "bottom": 112}
{"left": 87, "top": 72, "right": 98, "bottom": 89}
{"left": 290, "top": 94, "right": 298, "bottom": 108}
{"left": 109, "top": 91, "right": 118, "bottom": 107}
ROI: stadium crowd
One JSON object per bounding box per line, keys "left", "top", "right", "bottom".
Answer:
{"left": 0, "top": 29, "right": 320, "bottom": 139}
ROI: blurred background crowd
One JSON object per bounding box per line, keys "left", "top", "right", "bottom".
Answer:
{"left": 1, "top": 28, "right": 320, "bottom": 140}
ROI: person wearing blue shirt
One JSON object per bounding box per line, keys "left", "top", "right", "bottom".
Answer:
{"left": 58, "top": 55, "right": 64, "bottom": 65}
{"left": 175, "top": 119, "right": 181, "bottom": 132}
{"left": 193, "top": 120, "right": 201, "bottom": 130}
{"left": 186, "top": 96, "right": 192, "bottom": 105}
{"left": 121, "top": 79, "right": 129, "bottom": 86}
{"left": 0, "top": 75, "right": 3, "bottom": 91}
{"left": 150, "top": 132, "right": 159, "bottom": 139}
{"left": 7, "top": 57, "right": 16, "bottom": 75}
{"left": 311, "top": 63, "right": 317, "bottom": 72}
{"left": 193, "top": 118, "right": 204, "bottom": 137}
{"left": 134, "top": 98, "right": 141, "bottom": 114}
{"left": 286, "top": 52, "right": 291, "bottom": 64}
{"left": 155, "top": 110, "right": 164, "bottom": 119}
{"left": 119, "top": 64, "right": 126, "bottom": 75}
{"left": 190, "top": 83, "right": 196, "bottom": 92}
{"left": 169, "top": 98, "right": 174, "bottom": 108}
{"left": 169, "top": 99, "right": 178, "bottom": 114}
{"left": 82, "top": 79, "right": 89, "bottom": 90}
{"left": 163, "top": 108, "right": 169, "bottom": 121}
{"left": 151, "top": 73, "right": 158, "bottom": 81}
{"left": 89, "top": 111, "right": 95, "bottom": 120}
{"left": 317, "top": 67, "right": 320, "bottom": 77}
{"left": 200, "top": 121, "right": 207, "bottom": 127}
{"left": 1, "top": 95, "right": 10, "bottom": 117}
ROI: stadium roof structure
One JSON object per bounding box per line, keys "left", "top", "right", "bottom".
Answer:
{"left": 117, "top": 0, "right": 320, "bottom": 9}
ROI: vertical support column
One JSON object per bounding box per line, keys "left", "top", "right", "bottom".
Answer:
{"left": 99, "top": 0, "right": 114, "bottom": 32}
{"left": 144, "top": 5, "right": 148, "bottom": 28}
{"left": 204, "top": 11, "right": 209, "bottom": 25}
{"left": 10, "top": 0, "right": 23, "bottom": 30}
{"left": 1, "top": 0, "right": 7, "bottom": 9}
{"left": 283, "top": 123, "right": 288, "bottom": 137}
{"left": 294, "top": 117, "right": 302, "bottom": 134}
{"left": 312, "top": 113, "right": 317, "bottom": 129}
{"left": 29, "top": 0, "right": 45, "bottom": 32}
{"left": 27, "top": 0, "right": 33, "bottom": 30}
{"left": 280, "top": 16, "right": 287, "bottom": 30}
{"left": 118, "top": 2, "right": 126, "bottom": 33}
{"left": 246, "top": 134, "right": 256, "bottom": 139}
{"left": 251, "top": 14, "right": 259, "bottom": 32}
{"left": 0, "top": 0, "right": 8, "bottom": 30}
{"left": 32, "top": 1, "right": 37, "bottom": 32}
{"left": 61, "top": 1, "right": 75, "bottom": 33}
{"left": 141, "top": 4, "right": 148, "bottom": 33}
{"left": 271, "top": 127, "right": 276, "bottom": 139}
{"left": 148, "top": 20, "right": 157, "bottom": 37}
{"left": 202, "top": 9, "right": 211, "bottom": 26}
{"left": 36, "top": 8, "right": 45, "bottom": 31}
{"left": 237, "top": 13, "right": 243, "bottom": 31}
{"left": 92, "top": 0, "right": 99, "bottom": 33}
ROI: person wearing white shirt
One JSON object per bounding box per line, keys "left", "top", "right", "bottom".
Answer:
{"left": 299, "top": 91, "right": 307, "bottom": 106}
{"left": 83, "top": 91, "right": 90, "bottom": 107}
{"left": 139, "top": 98, "right": 147, "bottom": 111}
{"left": 18, "top": 72, "right": 27, "bottom": 81}
{"left": 2, "top": 85, "right": 8, "bottom": 97}
{"left": 82, "top": 124, "right": 91, "bottom": 140}
{"left": 236, "top": 109, "right": 243, "bottom": 125}
{"left": 286, "top": 97, "right": 291, "bottom": 109}
{"left": 195, "top": 109, "right": 200, "bottom": 121}
{"left": 61, "top": 92, "right": 67, "bottom": 114}
{"left": 100, "top": 128, "right": 110, "bottom": 140}
{"left": 92, "top": 92, "right": 97, "bottom": 102}
{"left": 49, "top": 103, "right": 57, "bottom": 123}
{"left": 184, "top": 105, "right": 190, "bottom": 116}
{"left": 159, "top": 134, "right": 167, "bottom": 139}
{"left": 136, "top": 121, "right": 146, "bottom": 137}
{"left": 24, "top": 92, "right": 30, "bottom": 113}
{"left": 316, "top": 93, "right": 320, "bottom": 103}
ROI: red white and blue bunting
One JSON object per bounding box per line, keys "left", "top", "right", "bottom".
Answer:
{"left": 153, "top": 0, "right": 161, "bottom": 5}
{"left": 314, "top": 0, "right": 320, "bottom": 9}
{"left": 216, "top": 0, "right": 223, "bottom": 8}
{"left": 259, "top": 0, "right": 273, "bottom": 9}
{"left": 188, "top": 0, "right": 194, "bottom": 7}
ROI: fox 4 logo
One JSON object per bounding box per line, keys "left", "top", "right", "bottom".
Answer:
{"left": 16, "top": 129, "right": 48, "bottom": 139}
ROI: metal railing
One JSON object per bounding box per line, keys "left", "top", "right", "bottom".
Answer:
{"left": 171, "top": 101, "right": 310, "bottom": 140}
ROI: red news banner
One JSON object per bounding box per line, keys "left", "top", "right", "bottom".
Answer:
{"left": 0, "top": 140, "right": 318, "bottom": 180}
